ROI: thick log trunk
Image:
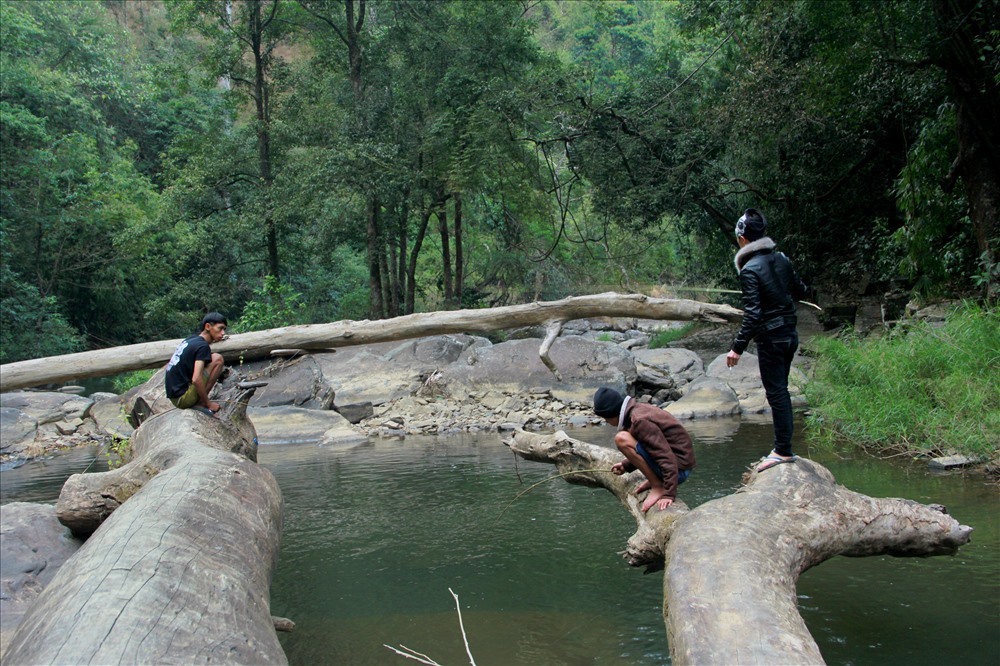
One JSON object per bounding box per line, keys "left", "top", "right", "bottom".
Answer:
{"left": 2, "top": 382, "right": 287, "bottom": 665}
{"left": 0, "top": 293, "right": 741, "bottom": 392}
{"left": 505, "top": 430, "right": 973, "bottom": 666}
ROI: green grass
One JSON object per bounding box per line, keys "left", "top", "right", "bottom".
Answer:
{"left": 804, "top": 302, "right": 1000, "bottom": 459}
{"left": 112, "top": 369, "right": 156, "bottom": 394}
{"left": 648, "top": 323, "right": 698, "bottom": 349}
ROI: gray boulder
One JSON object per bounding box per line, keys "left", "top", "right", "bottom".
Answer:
{"left": 248, "top": 405, "right": 367, "bottom": 446}
{"left": 313, "top": 334, "right": 486, "bottom": 406}
{"left": 0, "top": 392, "right": 93, "bottom": 425}
{"left": 634, "top": 348, "right": 705, "bottom": 389}
{"left": 441, "top": 336, "right": 637, "bottom": 404}
{"left": 664, "top": 378, "right": 741, "bottom": 419}
{"left": 0, "top": 408, "right": 37, "bottom": 456}
{"left": 89, "top": 398, "right": 134, "bottom": 439}
{"left": 1, "top": 503, "right": 83, "bottom": 657}
{"left": 705, "top": 353, "right": 808, "bottom": 414}
{"left": 0, "top": 393, "right": 96, "bottom": 458}
{"left": 247, "top": 355, "right": 335, "bottom": 410}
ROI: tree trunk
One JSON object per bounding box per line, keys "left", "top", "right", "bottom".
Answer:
{"left": 934, "top": 0, "right": 999, "bottom": 295}
{"left": 454, "top": 192, "right": 463, "bottom": 307}
{"left": 504, "top": 430, "right": 973, "bottom": 666}
{"left": 367, "top": 195, "right": 384, "bottom": 318}
{"left": 0, "top": 293, "right": 741, "bottom": 391}
{"left": 2, "top": 381, "right": 287, "bottom": 665}
{"left": 406, "top": 205, "right": 434, "bottom": 314}
{"left": 250, "top": 0, "right": 279, "bottom": 278}
{"left": 438, "top": 205, "right": 453, "bottom": 307}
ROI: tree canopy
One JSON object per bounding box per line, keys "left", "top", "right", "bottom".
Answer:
{"left": 2, "top": 0, "right": 996, "bottom": 362}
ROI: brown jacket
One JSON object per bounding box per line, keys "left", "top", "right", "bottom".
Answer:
{"left": 620, "top": 401, "right": 696, "bottom": 499}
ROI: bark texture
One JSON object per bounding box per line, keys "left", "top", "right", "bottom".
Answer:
{"left": 506, "top": 429, "right": 973, "bottom": 666}
{"left": 2, "top": 382, "right": 287, "bottom": 665}
{"left": 0, "top": 293, "right": 741, "bottom": 391}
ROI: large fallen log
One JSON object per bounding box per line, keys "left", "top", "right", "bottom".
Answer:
{"left": 505, "top": 429, "right": 973, "bottom": 666}
{"left": 0, "top": 292, "right": 741, "bottom": 391}
{"left": 2, "top": 381, "right": 287, "bottom": 665}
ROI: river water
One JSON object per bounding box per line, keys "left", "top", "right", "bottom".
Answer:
{"left": 1, "top": 418, "right": 997, "bottom": 665}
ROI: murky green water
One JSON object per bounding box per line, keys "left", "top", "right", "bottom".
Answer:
{"left": 256, "top": 419, "right": 1000, "bottom": 665}
{"left": 2, "top": 419, "right": 997, "bottom": 665}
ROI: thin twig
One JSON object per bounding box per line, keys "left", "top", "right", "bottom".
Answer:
{"left": 494, "top": 467, "right": 614, "bottom": 524}
{"left": 449, "top": 588, "right": 476, "bottom": 666}
{"left": 382, "top": 644, "right": 441, "bottom": 666}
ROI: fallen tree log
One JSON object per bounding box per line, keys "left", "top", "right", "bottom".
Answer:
{"left": 505, "top": 429, "right": 973, "bottom": 666}
{"left": 2, "top": 381, "right": 287, "bottom": 665}
{"left": 0, "top": 292, "right": 741, "bottom": 391}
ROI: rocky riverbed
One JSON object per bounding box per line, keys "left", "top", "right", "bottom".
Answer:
{"left": 2, "top": 318, "right": 810, "bottom": 463}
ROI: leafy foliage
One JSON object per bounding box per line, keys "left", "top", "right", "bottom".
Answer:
{"left": 232, "top": 276, "right": 307, "bottom": 333}
{"left": 0, "top": 260, "right": 83, "bottom": 363}
{"left": 804, "top": 303, "right": 1000, "bottom": 458}
{"left": 1, "top": 0, "right": 996, "bottom": 366}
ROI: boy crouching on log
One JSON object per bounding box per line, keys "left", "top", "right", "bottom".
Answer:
{"left": 594, "top": 387, "right": 696, "bottom": 512}
{"left": 164, "top": 312, "right": 227, "bottom": 415}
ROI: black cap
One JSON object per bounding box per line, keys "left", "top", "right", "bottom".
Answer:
{"left": 593, "top": 387, "right": 625, "bottom": 418}
{"left": 735, "top": 208, "right": 767, "bottom": 241}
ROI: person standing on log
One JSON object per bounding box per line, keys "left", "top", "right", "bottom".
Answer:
{"left": 164, "top": 312, "right": 227, "bottom": 414}
{"left": 595, "top": 387, "right": 696, "bottom": 512}
{"left": 726, "top": 208, "right": 810, "bottom": 471}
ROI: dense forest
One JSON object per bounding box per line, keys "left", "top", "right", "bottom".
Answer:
{"left": 2, "top": 0, "right": 997, "bottom": 363}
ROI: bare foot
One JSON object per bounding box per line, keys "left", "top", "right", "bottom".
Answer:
{"left": 641, "top": 487, "right": 665, "bottom": 512}
{"left": 634, "top": 479, "right": 651, "bottom": 495}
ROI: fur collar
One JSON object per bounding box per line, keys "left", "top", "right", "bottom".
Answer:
{"left": 734, "top": 237, "right": 776, "bottom": 272}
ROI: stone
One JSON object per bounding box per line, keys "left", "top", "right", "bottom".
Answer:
{"left": 248, "top": 405, "right": 366, "bottom": 446}
{"left": 54, "top": 419, "right": 83, "bottom": 436}
{"left": 928, "top": 455, "right": 981, "bottom": 470}
{"left": 247, "top": 355, "right": 336, "bottom": 410}
{"left": 706, "top": 352, "right": 763, "bottom": 389}
{"left": 0, "top": 392, "right": 93, "bottom": 425}
{"left": 664, "top": 378, "right": 741, "bottom": 419}
{"left": 441, "top": 335, "right": 637, "bottom": 404}
{"left": 89, "top": 398, "right": 134, "bottom": 439}
{"left": 634, "top": 348, "right": 705, "bottom": 389}
{"left": 335, "top": 402, "right": 374, "bottom": 424}
{"left": 0, "top": 408, "right": 37, "bottom": 456}
{"left": 1, "top": 503, "right": 84, "bottom": 656}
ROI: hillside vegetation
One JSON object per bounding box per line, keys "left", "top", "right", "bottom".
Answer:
{"left": 2, "top": 0, "right": 996, "bottom": 362}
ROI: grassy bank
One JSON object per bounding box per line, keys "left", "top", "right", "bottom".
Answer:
{"left": 804, "top": 303, "right": 1000, "bottom": 460}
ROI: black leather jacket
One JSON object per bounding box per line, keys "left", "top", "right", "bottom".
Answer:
{"left": 731, "top": 237, "right": 810, "bottom": 355}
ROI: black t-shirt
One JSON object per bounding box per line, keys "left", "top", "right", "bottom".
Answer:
{"left": 164, "top": 335, "right": 212, "bottom": 399}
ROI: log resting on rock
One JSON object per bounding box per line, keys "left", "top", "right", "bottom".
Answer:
{"left": 505, "top": 429, "right": 973, "bottom": 666}
{"left": 0, "top": 292, "right": 741, "bottom": 391}
{"left": 2, "top": 382, "right": 287, "bottom": 665}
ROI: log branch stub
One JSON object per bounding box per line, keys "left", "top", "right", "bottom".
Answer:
{"left": 505, "top": 429, "right": 974, "bottom": 666}
{"left": 505, "top": 429, "right": 687, "bottom": 569}
{"left": 539, "top": 320, "right": 565, "bottom": 381}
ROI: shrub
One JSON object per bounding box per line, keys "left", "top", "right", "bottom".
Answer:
{"left": 805, "top": 303, "right": 1000, "bottom": 459}
{"left": 233, "top": 276, "right": 307, "bottom": 332}
{"left": 112, "top": 369, "right": 156, "bottom": 394}
{"left": 648, "top": 323, "right": 697, "bottom": 349}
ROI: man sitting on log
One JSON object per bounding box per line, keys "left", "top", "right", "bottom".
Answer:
{"left": 595, "top": 387, "right": 696, "bottom": 512}
{"left": 164, "top": 312, "right": 227, "bottom": 415}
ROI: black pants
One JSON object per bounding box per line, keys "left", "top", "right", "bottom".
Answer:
{"left": 755, "top": 327, "right": 799, "bottom": 457}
